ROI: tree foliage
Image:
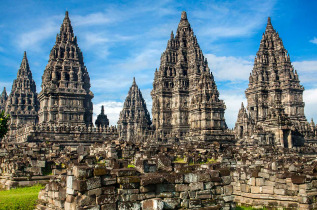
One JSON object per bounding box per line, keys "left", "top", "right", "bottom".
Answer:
{"left": 0, "top": 110, "right": 9, "bottom": 139}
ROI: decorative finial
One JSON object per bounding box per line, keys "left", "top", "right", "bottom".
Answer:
{"left": 171, "top": 30, "right": 174, "bottom": 39}
{"left": 241, "top": 102, "right": 244, "bottom": 108}
{"left": 101, "top": 105, "right": 104, "bottom": 114}
{"left": 23, "top": 51, "right": 27, "bottom": 58}
{"left": 133, "top": 77, "right": 136, "bottom": 85}
{"left": 181, "top": 11, "right": 187, "bottom": 20}
{"left": 267, "top": 17, "right": 271, "bottom": 25}
{"left": 65, "top": 11, "right": 69, "bottom": 18}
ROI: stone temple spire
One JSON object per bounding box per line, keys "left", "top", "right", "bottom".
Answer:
{"left": 118, "top": 78, "right": 151, "bottom": 142}
{"left": 246, "top": 17, "right": 305, "bottom": 124}
{"left": 5, "top": 52, "right": 39, "bottom": 129}
{"left": 38, "top": 11, "right": 94, "bottom": 126}
{"left": 235, "top": 17, "right": 309, "bottom": 147}
{"left": 0, "top": 87, "right": 8, "bottom": 111}
{"left": 151, "top": 11, "right": 227, "bottom": 141}
{"left": 95, "top": 105, "right": 109, "bottom": 128}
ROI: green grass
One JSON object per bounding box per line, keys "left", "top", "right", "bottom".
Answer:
{"left": 173, "top": 156, "right": 186, "bottom": 163}
{"left": 236, "top": 206, "right": 267, "bottom": 210}
{"left": 128, "top": 164, "right": 135, "bottom": 168}
{"left": 0, "top": 184, "right": 44, "bottom": 210}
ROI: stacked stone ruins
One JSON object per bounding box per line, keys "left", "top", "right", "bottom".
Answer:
{"left": 0, "top": 11, "right": 317, "bottom": 210}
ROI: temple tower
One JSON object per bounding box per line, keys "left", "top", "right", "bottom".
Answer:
{"left": 246, "top": 17, "right": 306, "bottom": 125}
{"left": 235, "top": 17, "right": 310, "bottom": 147}
{"left": 38, "top": 11, "right": 94, "bottom": 126}
{"left": 151, "top": 11, "right": 227, "bottom": 140}
{"left": 95, "top": 105, "right": 109, "bottom": 128}
{"left": 0, "top": 87, "right": 8, "bottom": 111}
{"left": 5, "top": 52, "right": 39, "bottom": 129}
{"left": 118, "top": 78, "right": 151, "bottom": 142}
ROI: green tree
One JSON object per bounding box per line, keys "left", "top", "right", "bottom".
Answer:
{"left": 0, "top": 111, "right": 9, "bottom": 139}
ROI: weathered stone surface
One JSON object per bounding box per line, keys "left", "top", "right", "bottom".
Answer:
{"left": 141, "top": 198, "right": 164, "bottom": 210}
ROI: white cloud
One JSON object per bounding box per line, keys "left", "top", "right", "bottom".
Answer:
{"left": 72, "top": 13, "right": 112, "bottom": 26}
{"left": 193, "top": 1, "right": 275, "bottom": 40}
{"left": 310, "top": 37, "right": 317, "bottom": 44}
{"left": 293, "top": 60, "right": 317, "bottom": 84}
{"left": 16, "top": 17, "right": 61, "bottom": 51}
{"left": 205, "top": 54, "right": 253, "bottom": 81}
{"left": 303, "top": 88, "right": 317, "bottom": 122}
{"left": 221, "top": 92, "right": 247, "bottom": 129}
{"left": 93, "top": 101, "right": 124, "bottom": 126}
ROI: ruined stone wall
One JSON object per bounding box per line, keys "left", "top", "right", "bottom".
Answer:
{"left": 230, "top": 145, "right": 317, "bottom": 209}
{"left": 37, "top": 166, "right": 235, "bottom": 210}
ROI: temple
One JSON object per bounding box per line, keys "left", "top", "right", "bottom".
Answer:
{"left": 0, "top": 11, "right": 317, "bottom": 210}
{"left": 118, "top": 78, "right": 151, "bottom": 142}
{"left": 5, "top": 52, "right": 39, "bottom": 134}
{"left": 234, "top": 17, "right": 314, "bottom": 147}
{"left": 151, "top": 11, "right": 229, "bottom": 142}
{"left": 38, "top": 11, "right": 94, "bottom": 126}
{"left": 95, "top": 105, "right": 109, "bottom": 128}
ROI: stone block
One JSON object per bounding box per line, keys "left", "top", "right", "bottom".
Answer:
{"left": 274, "top": 188, "right": 285, "bottom": 195}
{"left": 112, "top": 168, "right": 140, "bottom": 177}
{"left": 73, "top": 180, "right": 87, "bottom": 192}
{"left": 101, "top": 176, "right": 116, "bottom": 186}
{"left": 175, "top": 184, "right": 189, "bottom": 192}
{"left": 222, "top": 176, "right": 231, "bottom": 185}
{"left": 256, "top": 178, "right": 265, "bottom": 186}
{"left": 218, "top": 168, "right": 230, "bottom": 176}
{"left": 258, "top": 172, "right": 270, "bottom": 179}
{"left": 189, "top": 182, "right": 203, "bottom": 191}
{"left": 188, "top": 199, "right": 201, "bottom": 208}
{"left": 198, "top": 173, "right": 211, "bottom": 182}
{"left": 142, "top": 198, "right": 164, "bottom": 210}
{"left": 184, "top": 173, "right": 198, "bottom": 183}
{"left": 87, "top": 177, "right": 101, "bottom": 190}
{"left": 120, "top": 183, "right": 140, "bottom": 189}
{"left": 224, "top": 185, "right": 233, "bottom": 195}
{"left": 87, "top": 188, "right": 102, "bottom": 196}
{"left": 262, "top": 185, "right": 274, "bottom": 194}
{"left": 204, "top": 182, "right": 215, "bottom": 189}
{"left": 97, "top": 194, "right": 118, "bottom": 205}
{"left": 118, "top": 201, "right": 141, "bottom": 210}
{"left": 251, "top": 186, "right": 261, "bottom": 194}
{"left": 73, "top": 166, "right": 92, "bottom": 179}
{"left": 103, "top": 186, "right": 116, "bottom": 194}
{"left": 118, "top": 189, "right": 139, "bottom": 194}
{"left": 101, "top": 203, "right": 117, "bottom": 210}
{"left": 163, "top": 198, "right": 180, "bottom": 209}
{"left": 94, "top": 167, "right": 110, "bottom": 176}
{"left": 291, "top": 175, "right": 306, "bottom": 184}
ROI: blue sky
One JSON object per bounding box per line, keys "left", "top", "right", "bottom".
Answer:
{"left": 0, "top": 0, "right": 317, "bottom": 128}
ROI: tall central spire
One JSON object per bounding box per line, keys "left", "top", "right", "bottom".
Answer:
{"left": 151, "top": 11, "right": 227, "bottom": 141}
{"left": 38, "top": 11, "right": 93, "bottom": 126}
